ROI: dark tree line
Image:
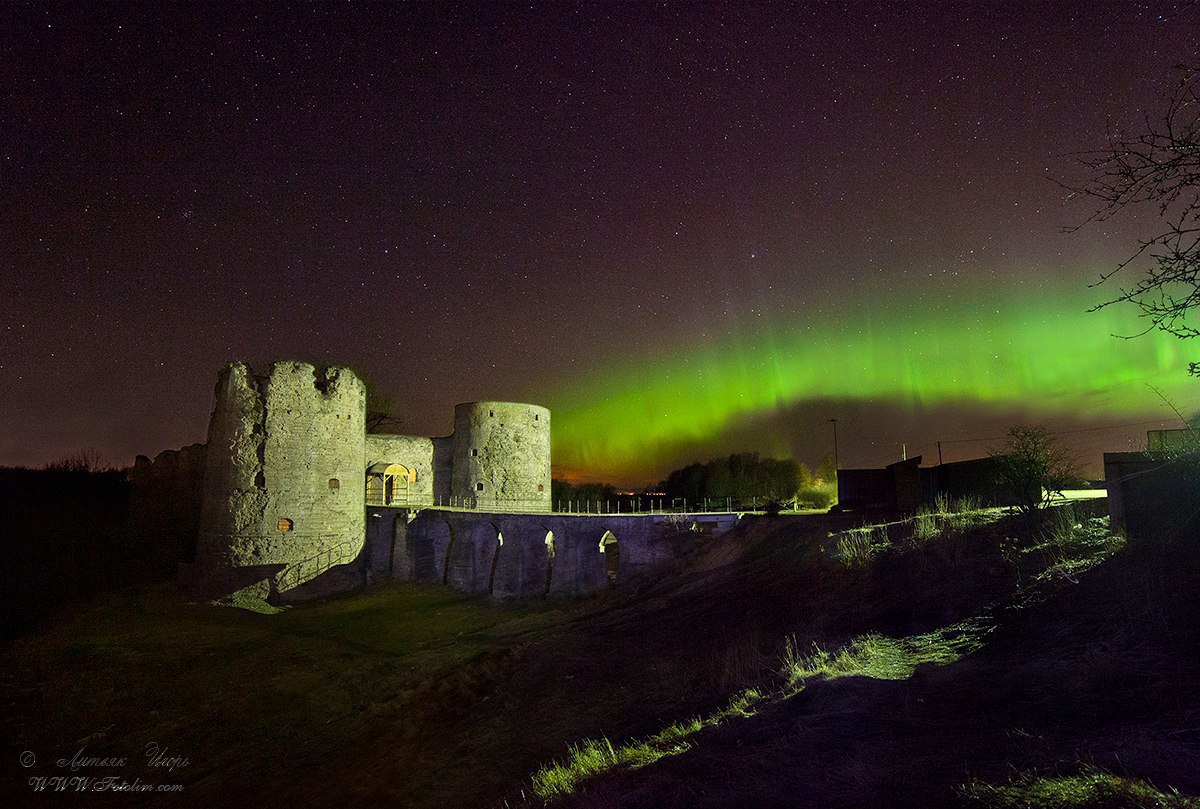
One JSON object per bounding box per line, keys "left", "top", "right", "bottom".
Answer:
{"left": 552, "top": 452, "right": 837, "bottom": 512}
{"left": 551, "top": 479, "right": 622, "bottom": 508}
{"left": 658, "top": 452, "right": 835, "bottom": 507}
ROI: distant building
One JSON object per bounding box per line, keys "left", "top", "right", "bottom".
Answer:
{"left": 835, "top": 455, "right": 1011, "bottom": 512}
{"left": 1105, "top": 428, "right": 1200, "bottom": 539}
{"left": 1147, "top": 428, "right": 1200, "bottom": 454}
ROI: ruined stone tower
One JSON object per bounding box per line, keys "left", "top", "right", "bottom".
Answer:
{"left": 197, "top": 361, "right": 366, "bottom": 598}
{"left": 193, "top": 360, "right": 554, "bottom": 604}
{"left": 451, "top": 402, "right": 551, "bottom": 511}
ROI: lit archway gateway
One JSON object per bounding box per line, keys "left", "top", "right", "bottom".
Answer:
{"left": 366, "top": 463, "right": 415, "bottom": 506}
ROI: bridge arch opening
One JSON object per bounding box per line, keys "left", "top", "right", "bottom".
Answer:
{"left": 487, "top": 528, "right": 504, "bottom": 595}
{"left": 599, "top": 529, "right": 620, "bottom": 585}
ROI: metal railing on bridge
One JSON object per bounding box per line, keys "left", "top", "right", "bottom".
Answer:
{"left": 553, "top": 497, "right": 778, "bottom": 515}
{"left": 366, "top": 493, "right": 786, "bottom": 515}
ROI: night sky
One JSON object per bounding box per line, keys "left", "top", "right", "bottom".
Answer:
{"left": 4, "top": 2, "right": 1199, "bottom": 485}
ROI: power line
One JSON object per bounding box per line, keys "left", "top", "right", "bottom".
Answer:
{"left": 936, "top": 417, "right": 1184, "bottom": 446}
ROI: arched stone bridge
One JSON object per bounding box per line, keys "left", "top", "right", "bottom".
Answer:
{"left": 365, "top": 509, "right": 741, "bottom": 597}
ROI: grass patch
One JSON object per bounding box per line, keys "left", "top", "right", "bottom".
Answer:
{"left": 795, "top": 484, "right": 836, "bottom": 510}
{"left": 782, "top": 613, "right": 995, "bottom": 689}
{"left": 1026, "top": 507, "right": 1126, "bottom": 585}
{"left": 963, "top": 766, "right": 1200, "bottom": 808}
{"left": 2, "top": 581, "right": 553, "bottom": 807}
{"left": 833, "top": 524, "right": 891, "bottom": 567}
{"left": 528, "top": 688, "right": 763, "bottom": 801}
{"left": 530, "top": 610, "right": 998, "bottom": 803}
{"left": 829, "top": 494, "right": 1001, "bottom": 568}
{"left": 913, "top": 493, "right": 991, "bottom": 541}
{"left": 521, "top": 505, "right": 1133, "bottom": 803}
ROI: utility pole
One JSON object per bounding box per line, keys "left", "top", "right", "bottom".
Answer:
{"left": 828, "top": 418, "right": 839, "bottom": 469}
{"left": 937, "top": 441, "right": 943, "bottom": 465}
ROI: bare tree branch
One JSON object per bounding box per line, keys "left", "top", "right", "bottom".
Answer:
{"left": 1065, "top": 66, "right": 1200, "bottom": 370}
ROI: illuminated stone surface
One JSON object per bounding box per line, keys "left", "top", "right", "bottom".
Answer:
{"left": 197, "top": 361, "right": 366, "bottom": 597}
{"left": 195, "top": 361, "right": 554, "bottom": 602}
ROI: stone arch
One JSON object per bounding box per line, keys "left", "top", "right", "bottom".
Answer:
{"left": 543, "top": 529, "right": 555, "bottom": 595}
{"left": 599, "top": 529, "right": 620, "bottom": 585}
{"left": 366, "top": 462, "right": 413, "bottom": 506}
{"left": 383, "top": 464, "right": 410, "bottom": 506}
{"left": 447, "top": 520, "right": 501, "bottom": 592}
{"left": 487, "top": 526, "right": 505, "bottom": 595}
{"left": 491, "top": 524, "right": 554, "bottom": 598}
{"left": 437, "top": 518, "right": 457, "bottom": 584}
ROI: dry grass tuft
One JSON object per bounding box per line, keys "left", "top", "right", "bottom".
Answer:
{"left": 962, "top": 766, "right": 1200, "bottom": 808}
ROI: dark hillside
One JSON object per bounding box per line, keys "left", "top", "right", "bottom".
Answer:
{"left": 0, "top": 466, "right": 131, "bottom": 641}
{"left": 526, "top": 513, "right": 1200, "bottom": 808}
{"left": 3, "top": 502, "right": 1195, "bottom": 808}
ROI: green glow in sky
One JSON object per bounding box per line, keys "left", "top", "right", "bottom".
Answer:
{"left": 544, "top": 280, "right": 1197, "bottom": 481}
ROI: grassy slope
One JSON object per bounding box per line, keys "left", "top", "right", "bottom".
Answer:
{"left": 2, "top": 506, "right": 1197, "bottom": 808}
{"left": 526, "top": 514, "right": 1200, "bottom": 808}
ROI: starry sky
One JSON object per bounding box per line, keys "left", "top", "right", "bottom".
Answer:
{"left": 3, "top": 2, "right": 1199, "bottom": 485}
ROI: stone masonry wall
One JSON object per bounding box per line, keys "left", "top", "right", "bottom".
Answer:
{"left": 432, "top": 436, "right": 454, "bottom": 503}
{"left": 130, "top": 442, "right": 207, "bottom": 569}
{"left": 197, "top": 361, "right": 366, "bottom": 599}
{"left": 368, "top": 511, "right": 712, "bottom": 598}
{"left": 365, "top": 433, "right": 435, "bottom": 507}
{"left": 451, "top": 402, "right": 551, "bottom": 511}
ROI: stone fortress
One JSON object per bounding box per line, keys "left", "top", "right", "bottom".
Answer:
{"left": 188, "top": 360, "right": 732, "bottom": 606}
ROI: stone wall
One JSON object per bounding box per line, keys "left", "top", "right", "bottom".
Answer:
{"left": 129, "top": 443, "right": 207, "bottom": 569}
{"left": 365, "top": 433, "right": 436, "bottom": 507}
{"left": 191, "top": 360, "right": 555, "bottom": 605}
{"left": 196, "top": 361, "right": 366, "bottom": 601}
{"left": 450, "top": 402, "right": 551, "bottom": 511}
{"left": 368, "top": 510, "right": 727, "bottom": 597}
{"left": 431, "top": 436, "right": 455, "bottom": 503}
{"left": 1105, "top": 450, "right": 1200, "bottom": 539}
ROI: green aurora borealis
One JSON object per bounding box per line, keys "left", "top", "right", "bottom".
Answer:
{"left": 545, "top": 280, "right": 1199, "bottom": 483}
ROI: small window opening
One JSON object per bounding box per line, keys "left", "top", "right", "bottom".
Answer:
{"left": 537, "top": 484, "right": 544, "bottom": 492}
{"left": 277, "top": 517, "right": 294, "bottom": 533}
{"left": 472, "top": 448, "right": 478, "bottom": 457}
{"left": 328, "top": 478, "right": 340, "bottom": 492}
{"left": 476, "top": 482, "right": 484, "bottom": 492}
{"left": 489, "top": 410, "right": 494, "bottom": 417}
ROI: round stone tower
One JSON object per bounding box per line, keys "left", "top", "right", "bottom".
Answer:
{"left": 450, "top": 401, "right": 551, "bottom": 512}
{"left": 198, "top": 361, "right": 366, "bottom": 598}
